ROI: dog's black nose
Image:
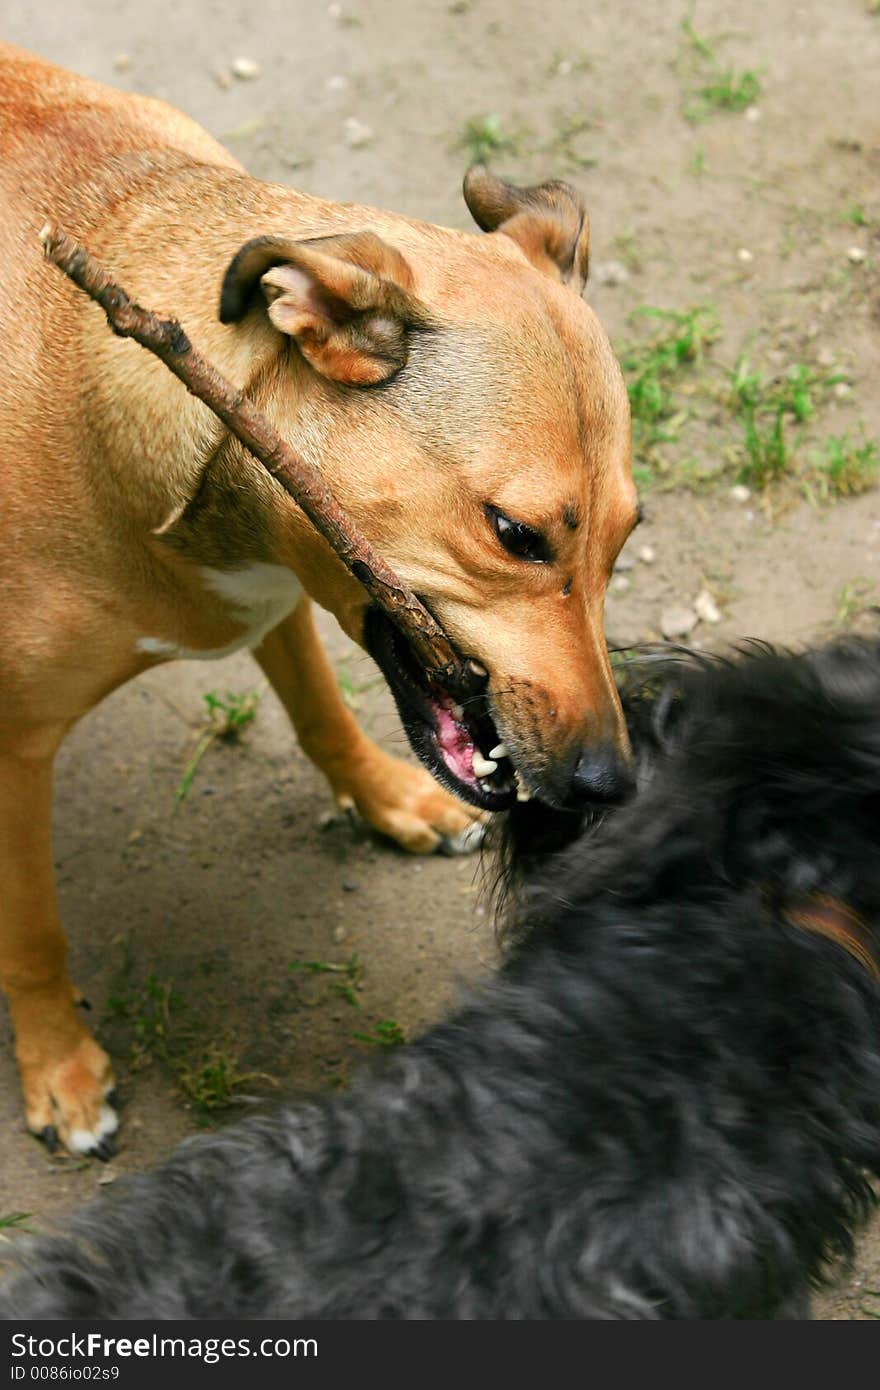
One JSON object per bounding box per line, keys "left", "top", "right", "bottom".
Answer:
{"left": 567, "top": 747, "right": 635, "bottom": 807}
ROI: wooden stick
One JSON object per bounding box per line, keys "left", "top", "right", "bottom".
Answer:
{"left": 39, "top": 221, "right": 485, "bottom": 700}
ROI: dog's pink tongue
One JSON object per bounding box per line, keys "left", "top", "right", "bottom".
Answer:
{"left": 434, "top": 704, "right": 478, "bottom": 784}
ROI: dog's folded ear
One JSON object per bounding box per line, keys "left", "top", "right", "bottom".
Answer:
{"left": 219, "top": 232, "right": 431, "bottom": 385}
{"left": 462, "top": 165, "right": 590, "bottom": 291}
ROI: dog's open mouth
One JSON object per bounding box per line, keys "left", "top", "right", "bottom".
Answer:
{"left": 364, "top": 608, "right": 518, "bottom": 811}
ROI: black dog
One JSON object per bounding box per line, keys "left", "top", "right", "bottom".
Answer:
{"left": 2, "top": 637, "right": 879, "bottom": 1320}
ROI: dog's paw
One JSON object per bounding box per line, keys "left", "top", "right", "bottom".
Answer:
{"left": 334, "top": 751, "right": 487, "bottom": 855}
{"left": 21, "top": 1033, "right": 118, "bottom": 1160}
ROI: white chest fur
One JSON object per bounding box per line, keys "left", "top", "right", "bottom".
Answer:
{"left": 137, "top": 562, "right": 303, "bottom": 661}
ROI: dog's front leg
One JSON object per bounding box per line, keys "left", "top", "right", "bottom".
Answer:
{"left": 0, "top": 738, "right": 117, "bottom": 1156}
{"left": 254, "top": 599, "right": 484, "bottom": 854}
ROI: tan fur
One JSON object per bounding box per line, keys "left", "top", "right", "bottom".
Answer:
{"left": 0, "top": 45, "right": 637, "bottom": 1154}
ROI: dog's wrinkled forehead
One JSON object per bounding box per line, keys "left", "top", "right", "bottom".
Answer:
{"left": 382, "top": 307, "right": 627, "bottom": 476}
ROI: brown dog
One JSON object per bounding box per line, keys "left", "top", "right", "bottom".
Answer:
{"left": 0, "top": 45, "right": 638, "bottom": 1157}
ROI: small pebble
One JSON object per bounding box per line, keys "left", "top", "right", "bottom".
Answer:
{"left": 231, "top": 57, "right": 261, "bottom": 80}
{"left": 816, "top": 346, "right": 836, "bottom": 368}
{"left": 847, "top": 246, "right": 867, "bottom": 264}
{"left": 737, "top": 247, "right": 753, "bottom": 263}
{"left": 744, "top": 105, "right": 761, "bottom": 123}
{"left": 611, "top": 574, "right": 631, "bottom": 595}
{"left": 730, "top": 484, "right": 751, "bottom": 503}
{"left": 556, "top": 59, "right": 573, "bottom": 76}
{"left": 637, "top": 544, "right": 656, "bottom": 564}
{"left": 833, "top": 381, "right": 852, "bottom": 399}
{"left": 327, "top": 2, "right": 343, "bottom": 18}
{"left": 660, "top": 605, "right": 699, "bottom": 640}
{"left": 97, "top": 1167, "right": 117, "bottom": 1186}
{"left": 325, "top": 73, "right": 349, "bottom": 93}
{"left": 694, "top": 589, "right": 721, "bottom": 624}
{"left": 332, "top": 924, "right": 348, "bottom": 943}
{"left": 342, "top": 880, "right": 359, "bottom": 892}
{"left": 614, "top": 552, "right": 635, "bottom": 572}
{"left": 344, "top": 117, "right": 374, "bottom": 148}
{"left": 113, "top": 53, "right": 132, "bottom": 73}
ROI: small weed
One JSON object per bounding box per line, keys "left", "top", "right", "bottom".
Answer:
{"left": 690, "top": 145, "right": 707, "bottom": 176}
{"left": 105, "top": 973, "right": 180, "bottom": 1071}
{"left": 686, "top": 68, "right": 760, "bottom": 121}
{"left": 679, "top": 15, "right": 761, "bottom": 122}
{"left": 0, "top": 1212, "right": 34, "bottom": 1240}
{"left": 842, "top": 203, "right": 868, "bottom": 227}
{"left": 680, "top": 16, "right": 718, "bottom": 62}
{"left": 812, "top": 432, "right": 880, "bottom": 499}
{"left": 739, "top": 408, "right": 789, "bottom": 488}
{"left": 176, "top": 687, "right": 263, "bottom": 802}
{"left": 353, "top": 1018, "right": 407, "bottom": 1049}
{"left": 618, "top": 305, "right": 720, "bottom": 456}
{"left": 177, "top": 1042, "right": 267, "bottom": 1114}
{"left": 289, "top": 953, "right": 363, "bottom": 1009}
{"left": 835, "top": 578, "right": 878, "bottom": 628}
{"left": 542, "top": 112, "right": 597, "bottom": 171}
{"left": 105, "top": 949, "right": 272, "bottom": 1113}
{"left": 728, "top": 357, "right": 848, "bottom": 489}
{"left": 457, "top": 113, "right": 519, "bottom": 164}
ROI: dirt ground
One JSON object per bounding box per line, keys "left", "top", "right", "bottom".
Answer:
{"left": 2, "top": 0, "right": 880, "bottom": 1319}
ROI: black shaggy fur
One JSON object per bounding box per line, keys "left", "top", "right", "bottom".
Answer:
{"left": 2, "top": 636, "right": 880, "bottom": 1320}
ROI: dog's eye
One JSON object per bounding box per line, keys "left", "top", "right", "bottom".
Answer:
{"left": 485, "top": 505, "right": 552, "bottom": 563}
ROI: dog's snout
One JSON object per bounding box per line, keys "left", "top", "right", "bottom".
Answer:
{"left": 566, "top": 746, "right": 635, "bottom": 808}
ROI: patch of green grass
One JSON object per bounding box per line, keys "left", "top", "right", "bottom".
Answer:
{"left": 177, "top": 1042, "right": 268, "bottom": 1115}
{"left": 679, "top": 15, "right": 761, "bottom": 122}
{"left": 105, "top": 955, "right": 269, "bottom": 1114}
{"left": 457, "top": 113, "right": 519, "bottom": 164}
{"left": 738, "top": 408, "right": 790, "bottom": 488}
{"left": 841, "top": 203, "right": 868, "bottom": 227}
{"left": 618, "top": 305, "right": 720, "bottom": 460}
{"left": 728, "top": 357, "right": 849, "bottom": 489}
{"left": 730, "top": 358, "right": 826, "bottom": 423}
{"left": 353, "top": 1018, "right": 407, "bottom": 1049}
{"left": 811, "top": 432, "right": 880, "bottom": 500}
{"left": 176, "top": 687, "right": 263, "bottom": 802}
{"left": 686, "top": 68, "right": 761, "bottom": 121}
{"left": 289, "top": 953, "right": 363, "bottom": 1009}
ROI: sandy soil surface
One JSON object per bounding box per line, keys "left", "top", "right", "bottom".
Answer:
{"left": 2, "top": 0, "right": 880, "bottom": 1319}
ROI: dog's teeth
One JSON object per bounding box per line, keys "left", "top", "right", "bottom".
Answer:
{"left": 466, "top": 660, "right": 488, "bottom": 680}
{"left": 472, "top": 754, "right": 498, "bottom": 779}
{"left": 451, "top": 704, "right": 464, "bottom": 721}
{"left": 489, "top": 743, "right": 508, "bottom": 760}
